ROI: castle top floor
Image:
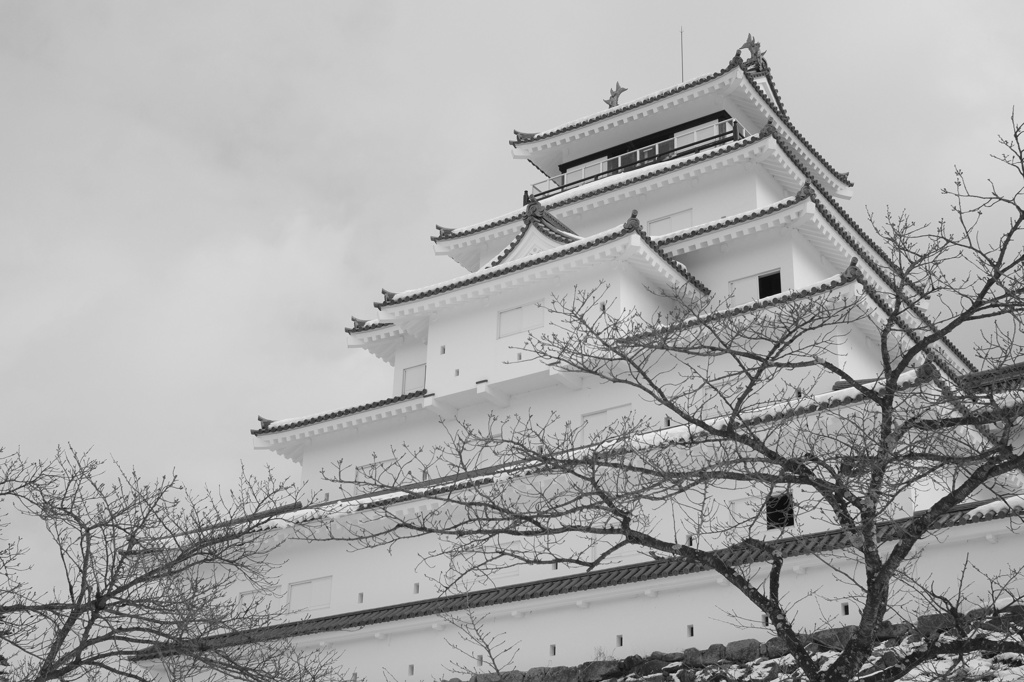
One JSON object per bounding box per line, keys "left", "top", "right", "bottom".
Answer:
{"left": 508, "top": 36, "right": 853, "bottom": 205}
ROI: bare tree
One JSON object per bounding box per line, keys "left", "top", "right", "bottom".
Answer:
{"left": 0, "top": 447, "right": 345, "bottom": 682}
{"left": 323, "top": 116, "right": 1024, "bottom": 682}
{"left": 439, "top": 608, "right": 520, "bottom": 681}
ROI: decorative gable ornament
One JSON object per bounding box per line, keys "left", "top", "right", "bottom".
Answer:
{"left": 603, "top": 81, "right": 627, "bottom": 109}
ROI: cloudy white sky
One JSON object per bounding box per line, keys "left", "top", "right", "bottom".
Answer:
{"left": 1, "top": 1, "right": 1022, "bottom": 496}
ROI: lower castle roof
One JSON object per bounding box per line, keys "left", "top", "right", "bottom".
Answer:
{"left": 134, "top": 496, "right": 1023, "bottom": 657}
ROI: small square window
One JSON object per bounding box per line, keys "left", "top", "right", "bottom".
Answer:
{"left": 758, "top": 271, "right": 782, "bottom": 298}
{"left": 440, "top": 345, "right": 446, "bottom": 355}
{"left": 477, "top": 654, "right": 484, "bottom": 667}
{"left": 687, "top": 625, "right": 695, "bottom": 637}
{"left": 616, "top": 634, "right": 623, "bottom": 647}
{"left": 357, "top": 592, "right": 364, "bottom": 604}
{"left": 413, "top": 582, "right": 420, "bottom": 594}
{"left": 762, "top": 614, "right": 770, "bottom": 626}
{"left": 408, "top": 664, "right": 415, "bottom": 675}
{"left": 766, "top": 493, "right": 795, "bottom": 529}
{"left": 549, "top": 644, "right": 556, "bottom": 656}
{"left": 841, "top": 602, "right": 851, "bottom": 616}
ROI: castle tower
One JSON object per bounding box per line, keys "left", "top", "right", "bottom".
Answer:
{"left": 232, "top": 39, "right": 996, "bottom": 680}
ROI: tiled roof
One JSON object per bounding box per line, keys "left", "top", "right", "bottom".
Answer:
{"left": 654, "top": 194, "right": 805, "bottom": 249}
{"left": 507, "top": 53, "right": 850, "bottom": 188}
{"left": 488, "top": 208, "right": 579, "bottom": 269}
{"left": 432, "top": 131, "right": 765, "bottom": 244}
{"left": 135, "top": 497, "right": 1019, "bottom": 656}
{"left": 377, "top": 221, "right": 712, "bottom": 310}
{"left": 343, "top": 319, "right": 395, "bottom": 335}
{"left": 746, "top": 69, "right": 852, "bottom": 187}
{"left": 508, "top": 63, "right": 737, "bottom": 147}
{"left": 961, "top": 362, "right": 1024, "bottom": 393}
{"left": 251, "top": 390, "right": 428, "bottom": 436}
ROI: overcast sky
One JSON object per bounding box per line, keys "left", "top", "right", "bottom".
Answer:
{"left": 1, "top": 1, "right": 1023, "bottom": 496}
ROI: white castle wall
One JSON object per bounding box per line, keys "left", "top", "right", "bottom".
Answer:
{"left": 270, "top": 517, "right": 1021, "bottom": 682}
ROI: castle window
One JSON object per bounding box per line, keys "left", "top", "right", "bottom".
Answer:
{"left": 287, "top": 576, "right": 332, "bottom": 611}
{"left": 616, "top": 634, "right": 624, "bottom": 647}
{"left": 549, "top": 644, "right": 557, "bottom": 656}
{"left": 766, "top": 492, "right": 795, "bottom": 529}
{"left": 498, "top": 302, "right": 543, "bottom": 338}
{"left": 758, "top": 271, "right": 782, "bottom": 298}
{"left": 581, "top": 404, "right": 632, "bottom": 442}
{"left": 402, "top": 364, "right": 426, "bottom": 393}
{"left": 355, "top": 457, "right": 401, "bottom": 492}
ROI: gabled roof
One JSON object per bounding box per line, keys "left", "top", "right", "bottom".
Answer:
{"left": 486, "top": 220, "right": 575, "bottom": 269}
{"left": 134, "top": 497, "right": 1021, "bottom": 654}
{"left": 487, "top": 200, "right": 578, "bottom": 268}
{"left": 509, "top": 45, "right": 851, "bottom": 194}
{"left": 376, "top": 219, "right": 711, "bottom": 312}
{"left": 509, "top": 61, "right": 737, "bottom": 147}
{"left": 433, "top": 125, "right": 852, "bottom": 278}
{"left": 432, "top": 130, "right": 765, "bottom": 247}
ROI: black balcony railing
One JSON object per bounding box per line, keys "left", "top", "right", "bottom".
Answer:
{"left": 530, "top": 119, "right": 747, "bottom": 200}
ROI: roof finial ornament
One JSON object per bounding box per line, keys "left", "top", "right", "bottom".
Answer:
{"left": 350, "top": 316, "right": 368, "bottom": 330}
{"left": 624, "top": 209, "right": 641, "bottom": 231}
{"left": 381, "top": 289, "right": 397, "bottom": 303}
{"left": 740, "top": 33, "right": 768, "bottom": 73}
{"left": 523, "top": 190, "right": 533, "bottom": 206}
{"left": 513, "top": 130, "right": 536, "bottom": 143}
{"left": 435, "top": 224, "right": 454, "bottom": 237}
{"left": 604, "top": 82, "right": 627, "bottom": 109}
{"left": 257, "top": 415, "right": 274, "bottom": 429}
{"left": 795, "top": 182, "right": 815, "bottom": 201}
{"left": 524, "top": 198, "right": 546, "bottom": 224}
{"left": 761, "top": 118, "right": 777, "bottom": 137}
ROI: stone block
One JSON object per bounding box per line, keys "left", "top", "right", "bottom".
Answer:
{"left": 916, "top": 613, "right": 955, "bottom": 636}
{"left": 810, "top": 625, "right": 857, "bottom": 649}
{"left": 873, "top": 621, "right": 910, "bottom": 641}
{"left": 576, "top": 660, "right": 620, "bottom": 682}
{"left": 651, "top": 651, "right": 686, "bottom": 663}
{"left": 700, "top": 643, "right": 727, "bottom": 665}
{"left": 763, "top": 636, "right": 789, "bottom": 659}
{"left": 725, "top": 638, "right": 762, "bottom": 662}
{"left": 679, "top": 648, "right": 703, "bottom": 666}
{"left": 631, "top": 659, "right": 667, "bottom": 676}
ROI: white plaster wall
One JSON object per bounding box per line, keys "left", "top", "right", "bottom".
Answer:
{"left": 679, "top": 227, "right": 796, "bottom": 300}
{"left": 393, "top": 340, "right": 428, "bottom": 395}
{"left": 423, "top": 270, "right": 622, "bottom": 399}
{"left": 294, "top": 519, "right": 1024, "bottom": 682}
{"left": 556, "top": 165, "right": 761, "bottom": 242}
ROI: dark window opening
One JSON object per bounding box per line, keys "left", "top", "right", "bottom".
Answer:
{"left": 766, "top": 492, "right": 795, "bottom": 529}
{"left": 758, "top": 271, "right": 782, "bottom": 299}
{"left": 842, "top": 602, "right": 851, "bottom": 616}
{"left": 616, "top": 634, "right": 624, "bottom": 647}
